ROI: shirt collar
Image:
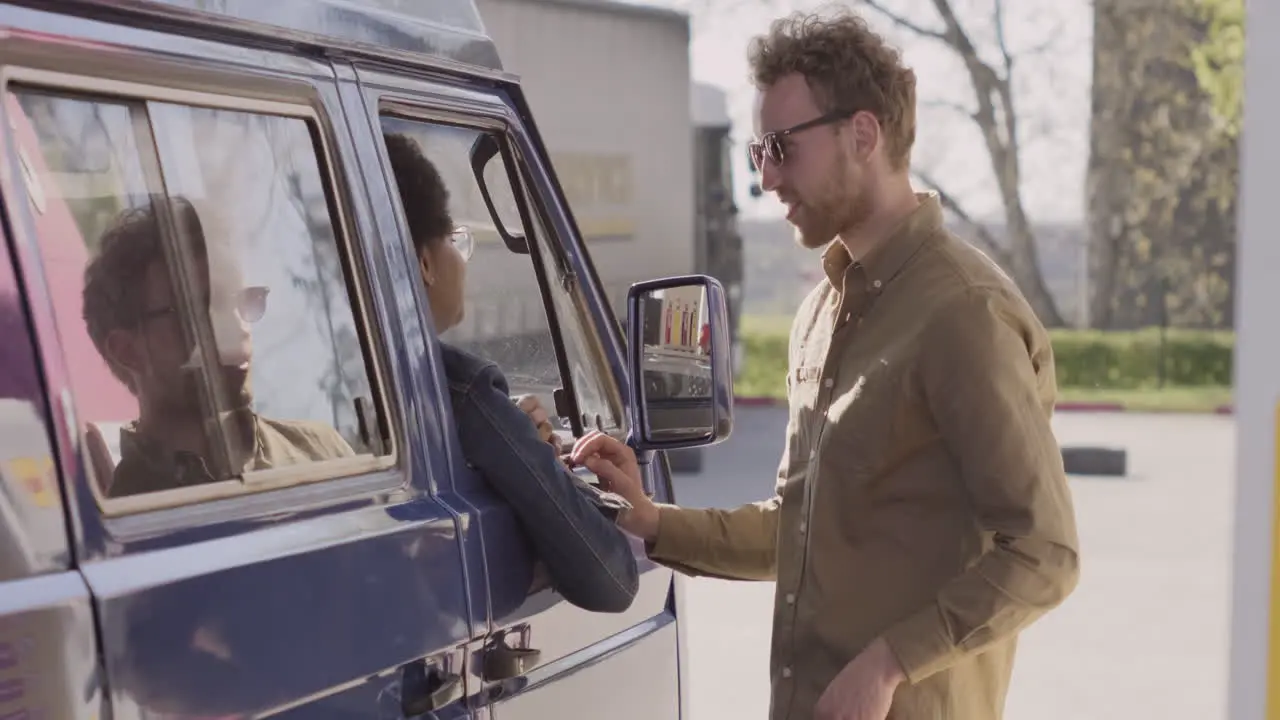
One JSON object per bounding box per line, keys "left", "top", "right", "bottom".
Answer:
{"left": 820, "top": 191, "right": 943, "bottom": 291}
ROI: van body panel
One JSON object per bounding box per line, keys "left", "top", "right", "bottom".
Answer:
{"left": 0, "top": 0, "right": 720, "bottom": 716}
{"left": 0, "top": 150, "right": 107, "bottom": 720}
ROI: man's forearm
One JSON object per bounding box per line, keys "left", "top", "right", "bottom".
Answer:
{"left": 883, "top": 532, "right": 1079, "bottom": 683}
{"left": 617, "top": 497, "right": 660, "bottom": 542}
{"left": 639, "top": 497, "right": 782, "bottom": 582}
{"left": 890, "top": 289, "right": 1082, "bottom": 683}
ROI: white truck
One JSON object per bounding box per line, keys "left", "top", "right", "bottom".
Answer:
{"left": 473, "top": 0, "right": 698, "bottom": 315}
{"left": 467, "top": 0, "right": 745, "bottom": 471}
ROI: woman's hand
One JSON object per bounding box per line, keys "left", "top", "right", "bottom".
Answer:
{"left": 514, "top": 394, "right": 563, "bottom": 454}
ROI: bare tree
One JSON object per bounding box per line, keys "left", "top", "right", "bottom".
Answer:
{"left": 860, "top": 0, "right": 1066, "bottom": 326}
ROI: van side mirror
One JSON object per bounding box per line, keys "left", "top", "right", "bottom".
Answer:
{"left": 625, "top": 275, "right": 734, "bottom": 450}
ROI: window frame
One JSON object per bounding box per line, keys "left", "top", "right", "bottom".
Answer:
{"left": 375, "top": 99, "right": 608, "bottom": 438}
{"left": 510, "top": 169, "right": 629, "bottom": 435}
{"left": 494, "top": 94, "right": 634, "bottom": 437}
{"left": 0, "top": 65, "right": 401, "bottom": 517}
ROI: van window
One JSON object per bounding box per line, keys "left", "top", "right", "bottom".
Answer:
{"left": 521, "top": 187, "right": 626, "bottom": 433}
{"left": 11, "top": 86, "right": 389, "bottom": 509}
{"left": 379, "top": 115, "right": 623, "bottom": 440}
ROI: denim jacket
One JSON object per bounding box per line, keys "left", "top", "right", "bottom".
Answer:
{"left": 440, "top": 343, "right": 640, "bottom": 613}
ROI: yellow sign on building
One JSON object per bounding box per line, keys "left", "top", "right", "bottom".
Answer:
{"left": 552, "top": 151, "right": 635, "bottom": 241}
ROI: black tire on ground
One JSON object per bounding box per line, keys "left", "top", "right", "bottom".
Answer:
{"left": 665, "top": 448, "right": 705, "bottom": 475}
{"left": 1061, "top": 445, "right": 1128, "bottom": 477}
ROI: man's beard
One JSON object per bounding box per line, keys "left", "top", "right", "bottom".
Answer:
{"left": 153, "top": 366, "right": 252, "bottom": 419}
{"left": 791, "top": 155, "right": 871, "bottom": 250}
{"left": 793, "top": 213, "right": 838, "bottom": 250}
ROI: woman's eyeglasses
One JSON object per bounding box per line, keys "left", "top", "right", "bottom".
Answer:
{"left": 451, "top": 225, "right": 474, "bottom": 262}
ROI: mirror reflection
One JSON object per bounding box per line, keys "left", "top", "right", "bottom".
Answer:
{"left": 637, "top": 283, "right": 715, "bottom": 441}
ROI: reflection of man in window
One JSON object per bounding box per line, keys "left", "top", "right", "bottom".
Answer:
{"left": 82, "top": 197, "right": 354, "bottom": 498}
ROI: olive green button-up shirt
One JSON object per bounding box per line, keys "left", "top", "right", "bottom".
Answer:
{"left": 109, "top": 415, "right": 355, "bottom": 498}
{"left": 649, "top": 193, "right": 1080, "bottom": 720}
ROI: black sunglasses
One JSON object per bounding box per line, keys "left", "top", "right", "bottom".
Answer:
{"left": 140, "top": 286, "right": 271, "bottom": 325}
{"left": 748, "top": 109, "right": 856, "bottom": 170}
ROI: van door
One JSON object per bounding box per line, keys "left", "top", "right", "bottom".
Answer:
{"left": 0, "top": 134, "right": 104, "bottom": 719}
{"left": 348, "top": 67, "right": 681, "bottom": 719}
{"left": 0, "top": 10, "right": 478, "bottom": 717}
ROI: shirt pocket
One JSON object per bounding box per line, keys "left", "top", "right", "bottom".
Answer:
{"left": 820, "top": 355, "right": 904, "bottom": 483}
{"left": 778, "top": 364, "right": 822, "bottom": 490}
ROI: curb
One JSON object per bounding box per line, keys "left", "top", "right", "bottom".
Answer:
{"left": 733, "top": 396, "right": 784, "bottom": 407}
{"left": 1053, "top": 401, "right": 1125, "bottom": 412}
{"left": 732, "top": 397, "right": 1235, "bottom": 416}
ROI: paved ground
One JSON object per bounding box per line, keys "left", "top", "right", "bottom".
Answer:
{"left": 674, "top": 407, "right": 1236, "bottom": 720}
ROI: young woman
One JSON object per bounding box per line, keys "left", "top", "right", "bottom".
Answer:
{"left": 383, "top": 131, "right": 638, "bottom": 614}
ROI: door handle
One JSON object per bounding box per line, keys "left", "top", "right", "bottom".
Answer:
{"left": 482, "top": 629, "right": 542, "bottom": 681}
{"left": 400, "top": 659, "right": 463, "bottom": 717}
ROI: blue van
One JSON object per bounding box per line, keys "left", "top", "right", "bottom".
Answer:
{"left": 0, "top": 1, "right": 734, "bottom": 717}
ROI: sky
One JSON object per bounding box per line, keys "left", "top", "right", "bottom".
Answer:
{"left": 651, "top": 0, "right": 1095, "bottom": 225}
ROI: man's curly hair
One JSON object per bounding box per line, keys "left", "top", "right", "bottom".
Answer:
{"left": 82, "top": 196, "right": 207, "bottom": 389}
{"left": 748, "top": 8, "right": 918, "bottom": 169}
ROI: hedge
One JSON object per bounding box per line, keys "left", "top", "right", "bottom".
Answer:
{"left": 1048, "top": 328, "right": 1233, "bottom": 388}
{"left": 738, "top": 329, "right": 791, "bottom": 400}
{"left": 737, "top": 326, "right": 1233, "bottom": 398}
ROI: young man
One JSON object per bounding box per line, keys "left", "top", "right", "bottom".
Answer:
{"left": 82, "top": 198, "right": 355, "bottom": 498}
{"left": 572, "top": 9, "right": 1080, "bottom": 720}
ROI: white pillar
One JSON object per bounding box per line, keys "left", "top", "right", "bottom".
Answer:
{"left": 1229, "top": 1, "right": 1280, "bottom": 717}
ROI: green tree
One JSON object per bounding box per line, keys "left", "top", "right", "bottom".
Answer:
{"left": 1086, "top": 0, "right": 1239, "bottom": 330}
{"left": 1190, "top": 0, "right": 1244, "bottom": 136}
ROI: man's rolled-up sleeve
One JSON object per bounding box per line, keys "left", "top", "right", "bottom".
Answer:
{"left": 883, "top": 287, "right": 1080, "bottom": 684}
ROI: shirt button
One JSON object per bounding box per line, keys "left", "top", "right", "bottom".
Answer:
{"left": 782, "top": 666, "right": 793, "bottom": 678}
{"left": 873, "top": 279, "right": 883, "bottom": 289}
{"left": 786, "top": 593, "right": 796, "bottom": 605}
{"left": 808, "top": 448, "right": 817, "bottom": 460}
{"left": 799, "top": 520, "right": 808, "bottom": 534}
{"left": 823, "top": 378, "right": 834, "bottom": 388}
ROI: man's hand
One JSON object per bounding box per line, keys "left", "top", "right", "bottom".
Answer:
{"left": 814, "top": 637, "right": 906, "bottom": 720}
{"left": 570, "top": 430, "right": 659, "bottom": 542}
{"left": 514, "top": 394, "right": 562, "bottom": 453}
